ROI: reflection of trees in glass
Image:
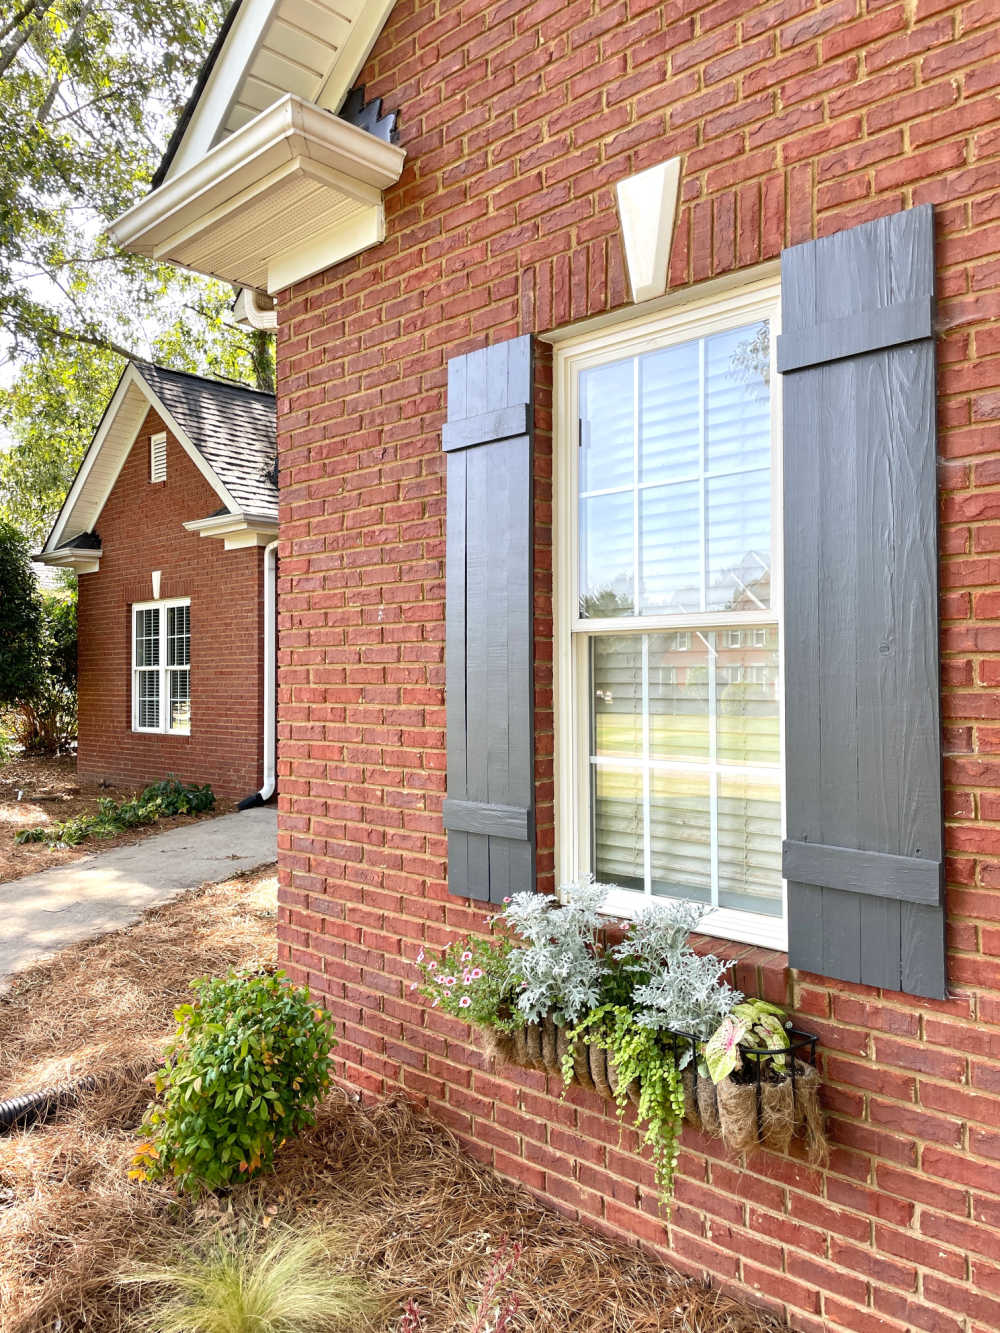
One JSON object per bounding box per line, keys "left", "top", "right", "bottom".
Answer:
{"left": 580, "top": 585, "right": 634, "bottom": 618}
{"left": 728, "top": 321, "right": 770, "bottom": 400}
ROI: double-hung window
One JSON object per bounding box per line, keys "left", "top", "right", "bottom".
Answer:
{"left": 555, "top": 282, "right": 785, "bottom": 948}
{"left": 132, "top": 599, "right": 191, "bottom": 734}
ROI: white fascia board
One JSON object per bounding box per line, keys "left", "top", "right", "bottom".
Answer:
{"left": 43, "top": 363, "right": 238, "bottom": 554}
{"left": 110, "top": 94, "right": 404, "bottom": 259}
{"left": 167, "top": 0, "right": 281, "bottom": 180}
{"left": 315, "top": 0, "right": 398, "bottom": 113}
{"left": 231, "top": 287, "right": 278, "bottom": 330}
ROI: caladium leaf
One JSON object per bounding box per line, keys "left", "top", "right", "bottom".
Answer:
{"left": 704, "top": 1014, "right": 749, "bottom": 1084}
{"left": 748, "top": 1012, "right": 791, "bottom": 1072}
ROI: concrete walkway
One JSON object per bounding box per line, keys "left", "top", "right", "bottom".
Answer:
{"left": 0, "top": 807, "right": 277, "bottom": 987}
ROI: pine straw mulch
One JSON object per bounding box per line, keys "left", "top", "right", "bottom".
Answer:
{"left": 0, "top": 872, "right": 786, "bottom": 1333}
{"left": 0, "top": 754, "right": 232, "bottom": 884}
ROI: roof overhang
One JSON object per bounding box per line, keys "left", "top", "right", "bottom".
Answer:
{"left": 161, "top": 0, "right": 397, "bottom": 183}
{"left": 41, "top": 362, "right": 239, "bottom": 559}
{"left": 36, "top": 543, "right": 103, "bottom": 575}
{"left": 110, "top": 93, "right": 405, "bottom": 294}
{"left": 183, "top": 511, "right": 279, "bottom": 549}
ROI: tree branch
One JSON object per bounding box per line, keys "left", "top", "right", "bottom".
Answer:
{"left": 0, "top": 0, "right": 56, "bottom": 80}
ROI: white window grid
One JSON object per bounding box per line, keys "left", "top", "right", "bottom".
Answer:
{"left": 553, "top": 278, "right": 786, "bottom": 952}
{"left": 132, "top": 598, "right": 190, "bottom": 734}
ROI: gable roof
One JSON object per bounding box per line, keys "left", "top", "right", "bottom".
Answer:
{"left": 157, "top": 0, "right": 397, "bottom": 185}
{"left": 42, "top": 361, "right": 277, "bottom": 557}
{"left": 134, "top": 362, "right": 277, "bottom": 516}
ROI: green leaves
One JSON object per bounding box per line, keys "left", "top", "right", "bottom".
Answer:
{"left": 16, "top": 775, "right": 214, "bottom": 845}
{"left": 136, "top": 969, "right": 337, "bottom": 1195}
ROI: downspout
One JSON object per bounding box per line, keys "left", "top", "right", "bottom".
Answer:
{"left": 238, "top": 538, "right": 278, "bottom": 809}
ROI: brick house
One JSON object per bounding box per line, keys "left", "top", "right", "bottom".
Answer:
{"left": 111, "top": 2, "right": 1000, "bottom": 1328}
{"left": 38, "top": 360, "right": 278, "bottom": 805}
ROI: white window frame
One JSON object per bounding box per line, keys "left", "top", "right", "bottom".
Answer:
{"left": 554, "top": 277, "right": 786, "bottom": 951}
{"left": 131, "top": 598, "right": 191, "bottom": 735}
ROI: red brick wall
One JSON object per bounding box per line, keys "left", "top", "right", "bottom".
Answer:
{"left": 275, "top": 3, "right": 1000, "bottom": 1329}
{"left": 77, "top": 407, "right": 266, "bottom": 803}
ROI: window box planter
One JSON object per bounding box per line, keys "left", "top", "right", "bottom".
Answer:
{"left": 481, "top": 1013, "right": 825, "bottom": 1163}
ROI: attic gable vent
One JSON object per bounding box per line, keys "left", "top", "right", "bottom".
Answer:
{"left": 150, "top": 432, "right": 167, "bottom": 483}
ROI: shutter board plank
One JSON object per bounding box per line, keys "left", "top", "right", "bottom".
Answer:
{"left": 445, "top": 449, "right": 468, "bottom": 805}
{"left": 775, "top": 296, "right": 935, "bottom": 372}
{"left": 783, "top": 841, "right": 942, "bottom": 905}
{"left": 783, "top": 237, "right": 825, "bottom": 976}
{"left": 781, "top": 205, "right": 945, "bottom": 999}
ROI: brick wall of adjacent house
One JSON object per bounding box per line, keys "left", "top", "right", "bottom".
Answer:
{"left": 274, "top": 2, "right": 1000, "bottom": 1329}
{"left": 77, "top": 407, "right": 266, "bottom": 803}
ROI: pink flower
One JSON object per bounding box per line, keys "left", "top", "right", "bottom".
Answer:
{"left": 471, "top": 967, "right": 483, "bottom": 979}
{"left": 443, "top": 976, "right": 456, "bottom": 987}
{"left": 461, "top": 950, "right": 472, "bottom": 962}
{"left": 416, "top": 948, "right": 425, "bottom": 964}
{"left": 503, "top": 897, "right": 511, "bottom": 904}
{"left": 459, "top": 995, "right": 471, "bottom": 1008}
{"left": 428, "top": 961, "right": 437, "bottom": 970}
{"left": 462, "top": 972, "right": 472, "bottom": 984}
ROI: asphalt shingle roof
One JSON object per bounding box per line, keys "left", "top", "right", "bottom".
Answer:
{"left": 133, "top": 362, "right": 277, "bottom": 520}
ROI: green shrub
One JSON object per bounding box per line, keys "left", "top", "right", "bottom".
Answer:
{"left": 120, "top": 1220, "right": 371, "bottom": 1333}
{"left": 16, "top": 777, "right": 215, "bottom": 845}
{"left": 134, "top": 970, "right": 337, "bottom": 1194}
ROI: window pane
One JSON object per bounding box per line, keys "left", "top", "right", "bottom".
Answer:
{"left": 580, "top": 358, "right": 633, "bottom": 493}
{"left": 705, "top": 322, "right": 771, "bottom": 475}
{"left": 167, "top": 604, "right": 190, "bottom": 666}
{"left": 648, "top": 631, "right": 709, "bottom": 759}
{"left": 717, "top": 775, "right": 783, "bottom": 916}
{"left": 639, "top": 340, "right": 700, "bottom": 484}
{"left": 639, "top": 481, "right": 700, "bottom": 614}
{"left": 580, "top": 490, "right": 633, "bottom": 617}
{"left": 591, "top": 636, "right": 642, "bottom": 757}
{"left": 136, "top": 669, "right": 159, "bottom": 728}
{"left": 169, "top": 669, "right": 191, "bottom": 731}
{"left": 706, "top": 467, "right": 771, "bottom": 612}
{"left": 650, "top": 771, "right": 711, "bottom": 902}
{"left": 134, "top": 607, "right": 159, "bottom": 666}
{"left": 593, "top": 766, "right": 643, "bottom": 891}
{"left": 717, "top": 629, "right": 780, "bottom": 765}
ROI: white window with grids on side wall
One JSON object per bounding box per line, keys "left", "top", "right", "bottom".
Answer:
{"left": 555, "top": 278, "right": 785, "bottom": 950}
{"left": 132, "top": 598, "right": 190, "bottom": 734}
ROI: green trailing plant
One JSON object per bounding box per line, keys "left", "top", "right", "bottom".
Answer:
{"left": 563, "top": 1005, "right": 686, "bottom": 1208}
{"left": 132, "top": 969, "right": 336, "bottom": 1194}
{"left": 16, "top": 777, "right": 214, "bottom": 845}
{"left": 120, "top": 1220, "right": 371, "bottom": 1333}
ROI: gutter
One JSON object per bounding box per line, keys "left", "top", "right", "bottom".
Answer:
{"left": 239, "top": 537, "right": 278, "bottom": 809}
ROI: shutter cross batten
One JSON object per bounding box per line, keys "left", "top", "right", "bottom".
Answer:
{"left": 779, "top": 203, "right": 946, "bottom": 1000}
{"left": 443, "top": 336, "right": 536, "bottom": 903}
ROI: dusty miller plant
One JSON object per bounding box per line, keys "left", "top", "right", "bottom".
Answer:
{"left": 502, "top": 880, "right": 613, "bottom": 1026}
{"left": 630, "top": 950, "right": 742, "bottom": 1046}
{"left": 611, "top": 900, "right": 710, "bottom": 978}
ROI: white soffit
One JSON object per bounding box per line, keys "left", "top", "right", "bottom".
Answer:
{"left": 166, "top": 0, "right": 397, "bottom": 181}
{"left": 110, "top": 94, "right": 405, "bottom": 294}
{"left": 615, "top": 158, "right": 682, "bottom": 304}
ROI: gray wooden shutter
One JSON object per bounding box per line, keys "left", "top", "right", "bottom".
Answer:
{"left": 779, "top": 203, "right": 946, "bottom": 999}
{"left": 443, "top": 336, "right": 535, "bottom": 902}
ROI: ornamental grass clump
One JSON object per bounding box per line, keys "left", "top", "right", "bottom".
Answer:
{"left": 132, "top": 969, "right": 336, "bottom": 1194}
{"left": 120, "top": 1220, "right": 372, "bottom": 1333}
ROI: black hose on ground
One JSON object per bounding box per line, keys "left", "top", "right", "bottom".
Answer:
{"left": 0, "top": 1075, "right": 97, "bottom": 1132}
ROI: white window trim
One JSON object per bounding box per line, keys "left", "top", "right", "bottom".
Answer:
{"left": 131, "top": 597, "right": 191, "bottom": 735}
{"left": 553, "top": 276, "right": 787, "bottom": 952}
